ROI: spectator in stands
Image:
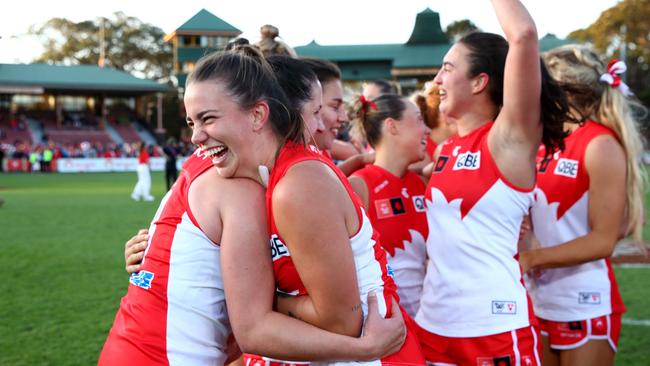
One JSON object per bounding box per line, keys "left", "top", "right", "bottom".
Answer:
{"left": 0, "top": 145, "right": 5, "bottom": 172}
{"left": 131, "top": 142, "right": 154, "bottom": 202}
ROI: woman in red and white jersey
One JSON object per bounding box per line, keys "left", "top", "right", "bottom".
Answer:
{"left": 520, "top": 45, "right": 646, "bottom": 366}
{"left": 110, "top": 54, "right": 405, "bottom": 366}
{"left": 348, "top": 94, "right": 429, "bottom": 317}
{"left": 183, "top": 47, "right": 425, "bottom": 365}
{"left": 414, "top": 1, "right": 570, "bottom": 365}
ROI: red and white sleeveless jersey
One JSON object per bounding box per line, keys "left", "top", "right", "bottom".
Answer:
{"left": 416, "top": 122, "right": 536, "bottom": 337}
{"left": 352, "top": 165, "right": 428, "bottom": 317}
{"left": 99, "top": 151, "right": 230, "bottom": 366}
{"left": 266, "top": 142, "right": 424, "bottom": 365}
{"left": 528, "top": 121, "right": 625, "bottom": 321}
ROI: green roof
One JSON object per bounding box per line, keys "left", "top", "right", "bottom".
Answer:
{"left": 0, "top": 64, "right": 169, "bottom": 93}
{"left": 175, "top": 9, "right": 241, "bottom": 34}
{"left": 295, "top": 42, "right": 451, "bottom": 69}
{"left": 539, "top": 33, "right": 575, "bottom": 52}
{"left": 407, "top": 8, "right": 448, "bottom": 45}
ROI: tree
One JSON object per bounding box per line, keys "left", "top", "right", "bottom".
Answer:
{"left": 445, "top": 19, "right": 480, "bottom": 42}
{"left": 29, "top": 12, "right": 172, "bottom": 81}
{"left": 569, "top": 0, "right": 650, "bottom": 106}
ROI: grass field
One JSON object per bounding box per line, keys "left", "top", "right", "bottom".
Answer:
{"left": 0, "top": 172, "right": 648, "bottom": 365}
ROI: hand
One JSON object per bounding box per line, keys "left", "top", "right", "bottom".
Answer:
{"left": 360, "top": 152, "right": 375, "bottom": 165}
{"left": 125, "top": 229, "right": 148, "bottom": 274}
{"left": 359, "top": 293, "right": 406, "bottom": 360}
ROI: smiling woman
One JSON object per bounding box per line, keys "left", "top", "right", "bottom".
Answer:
{"left": 183, "top": 46, "right": 425, "bottom": 365}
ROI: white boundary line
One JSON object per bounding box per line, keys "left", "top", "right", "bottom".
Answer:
{"left": 613, "top": 263, "right": 650, "bottom": 268}
{"left": 622, "top": 318, "right": 650, "bottom": 327}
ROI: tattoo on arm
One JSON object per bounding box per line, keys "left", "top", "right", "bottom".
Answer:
{"left": 352, "top": 303, "right": 362, "bottom": 312}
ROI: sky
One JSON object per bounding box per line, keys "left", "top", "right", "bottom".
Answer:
{"left": 0, "top": 0, "right": 620, "bottom": 64}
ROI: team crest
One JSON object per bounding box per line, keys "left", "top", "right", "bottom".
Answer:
{"left": 375, "top": 197, "right": 406, "bottom": 219}
{"left": 434, "top": 156, "right": 449, "bottom": 173}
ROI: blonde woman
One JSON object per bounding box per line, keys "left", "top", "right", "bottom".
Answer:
{"left": 520, "top": 45, "right": 646, "bottom": 366}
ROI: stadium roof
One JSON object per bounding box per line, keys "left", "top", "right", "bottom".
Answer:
{"left": 539, "top": 33, "right": 575, "bottom": 52}
{"left": 164, "top": 9, "right": 241, "bottom": 41}
{"left": 0, "top": 63, "right": 169, "bottom": 94}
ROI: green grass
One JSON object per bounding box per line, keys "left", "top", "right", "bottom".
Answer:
{"left": 0, "top": 172, "right": 165, "bottom": 366}
{"left": 0, "top": 172, "right": 648, "bottom": 365}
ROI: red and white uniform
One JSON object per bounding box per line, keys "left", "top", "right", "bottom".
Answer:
{"left": 267, "top": 142, "right": 425, "bottom": 366}
{"left": 99, "top": 151, "right": 231, "bottom": 366}
{"left": 417, "top": 122, "right": 536, "bottom": 337}
{"left": 528, "top": 121, "right": 625, "bottom": 348}
{"left": 352, "top": 165, "right": 428, "bottom": 317}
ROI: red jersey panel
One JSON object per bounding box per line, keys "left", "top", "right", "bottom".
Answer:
{"left": 352, "top": 165, "right": 428, "bottom": 317}
{"left": 417, "top": 122, "right": 536, "bottom": 337}
{"left": 266, "top": 142, "right": 425, "bottom": 365}
{"left": 99, "top": 151, "right": 230, "bottom": 366}
{"left": 529, "top": 121, "right": 625, "bottom": 321}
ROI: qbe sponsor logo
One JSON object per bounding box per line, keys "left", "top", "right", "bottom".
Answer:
{"left": 492, "top": 300, "right": 517, "bottom": 314}
{"left": 554, "top": 158, "right": 579, "bottom": 178}
{"left": 453, "top": 151, "right": 481, "bottom": 171}
{"left": 130, "top": 271, "right": 155, "bottom": 290}
{"left": 270, "top": 234, "right": 291, "bottom": 261}
{"left": 578, "top": 292, "right": 601, "bottom": 305}
{"left": 412, "top": 195, "right": 426, "bottom": 212}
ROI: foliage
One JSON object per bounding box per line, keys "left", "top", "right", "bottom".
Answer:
{"left": 29, "top": 12, "right": 172, "bottom": 81}
{"left": 569, "top": 0, "right": 650, "bottom": 106}
{"left": 445, "top": 19, "right": 480, "bottom": 42}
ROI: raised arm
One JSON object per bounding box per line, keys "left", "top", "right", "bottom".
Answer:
{"left": 220, "top": 177, "right": 404, "bottom": 360}
{"left": 489, "top": 0, "right": 542, "bottom": 186}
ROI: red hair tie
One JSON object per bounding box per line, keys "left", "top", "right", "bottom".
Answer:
{"left": 359, "top": 95, "right": 377, "bottom": 111}
{"left": 599, "top": 59, "right": 632, "bottom": 97}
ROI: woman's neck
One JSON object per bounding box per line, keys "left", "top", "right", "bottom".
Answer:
{"left": 374, "top": 144, "right": 410, "bottom": 178}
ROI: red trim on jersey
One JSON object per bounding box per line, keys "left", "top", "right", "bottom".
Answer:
{"left": 352, "top": 165, "right": 428, "bottom": 257}
{"left": 536, "top": 121, "right": 617, "bottom": 219}
{"left": 99, "top": 154, "right": 218, "bottom": 365}
{"left": 266, "top": 141, "right": 397, "bottom": 317}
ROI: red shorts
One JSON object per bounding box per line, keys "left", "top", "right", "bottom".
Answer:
{"left": 537, "top": 313, "right": 621, "bottom": 352}
{"left": 415, "top": 322, "right": 542, "bottom": 366}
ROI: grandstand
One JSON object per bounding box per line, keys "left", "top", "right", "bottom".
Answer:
{"left": 0, "top": 63, "right": 169, "bottom": 149}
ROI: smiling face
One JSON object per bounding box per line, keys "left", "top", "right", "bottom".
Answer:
{"left": 184, "top": 80, "right": 257, "bottom": 179}
{"left": 301, "top": 80, "right": 324, "bottom": 141}
{"left": 314, "top": 79, "right": 347, "bottom": 150}
{"left": 395, "top": 99, "right": 428, "bottom": 162}
{"left": 433, "top": 43, "right": 476, "bottom": 119}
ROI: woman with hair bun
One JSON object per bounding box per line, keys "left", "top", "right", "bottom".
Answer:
{"left": 348, "top": 94, "right": 429, "bottom": 318}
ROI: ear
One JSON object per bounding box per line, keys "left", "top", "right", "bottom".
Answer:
{"left": 384, "top": 117, "right": 399, "bottom": 136}
{"left": 250, "top": 101, "right": 270, "bottom": 132}
{"left": 472, "top": 73, "right": 489, "bottom": 95}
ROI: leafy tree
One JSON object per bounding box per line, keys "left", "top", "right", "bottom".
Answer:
{"left": 569, "top": 0, "right": 650, "bottom": 106}
{"left": 445, "top": 19, "right": 480, "bottom": 42}
{"left": 29, "top": 12, "right": 172, "bottom": 81}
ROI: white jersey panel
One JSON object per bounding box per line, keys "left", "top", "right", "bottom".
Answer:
{"left": 166, "top": 212, "right": 230, "bottom": 366}
{"left": 528, "top": 189, "right": 613, "bottom": 321}
{"left": 416, "top": 180, "right": 533, "bottom": 337}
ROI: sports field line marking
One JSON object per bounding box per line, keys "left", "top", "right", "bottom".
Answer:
{"left": 613, "top": 263, "right": 650, "bottom": 269}
{"left": 622, "top": 318, "right": 650, "bottom": 327}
